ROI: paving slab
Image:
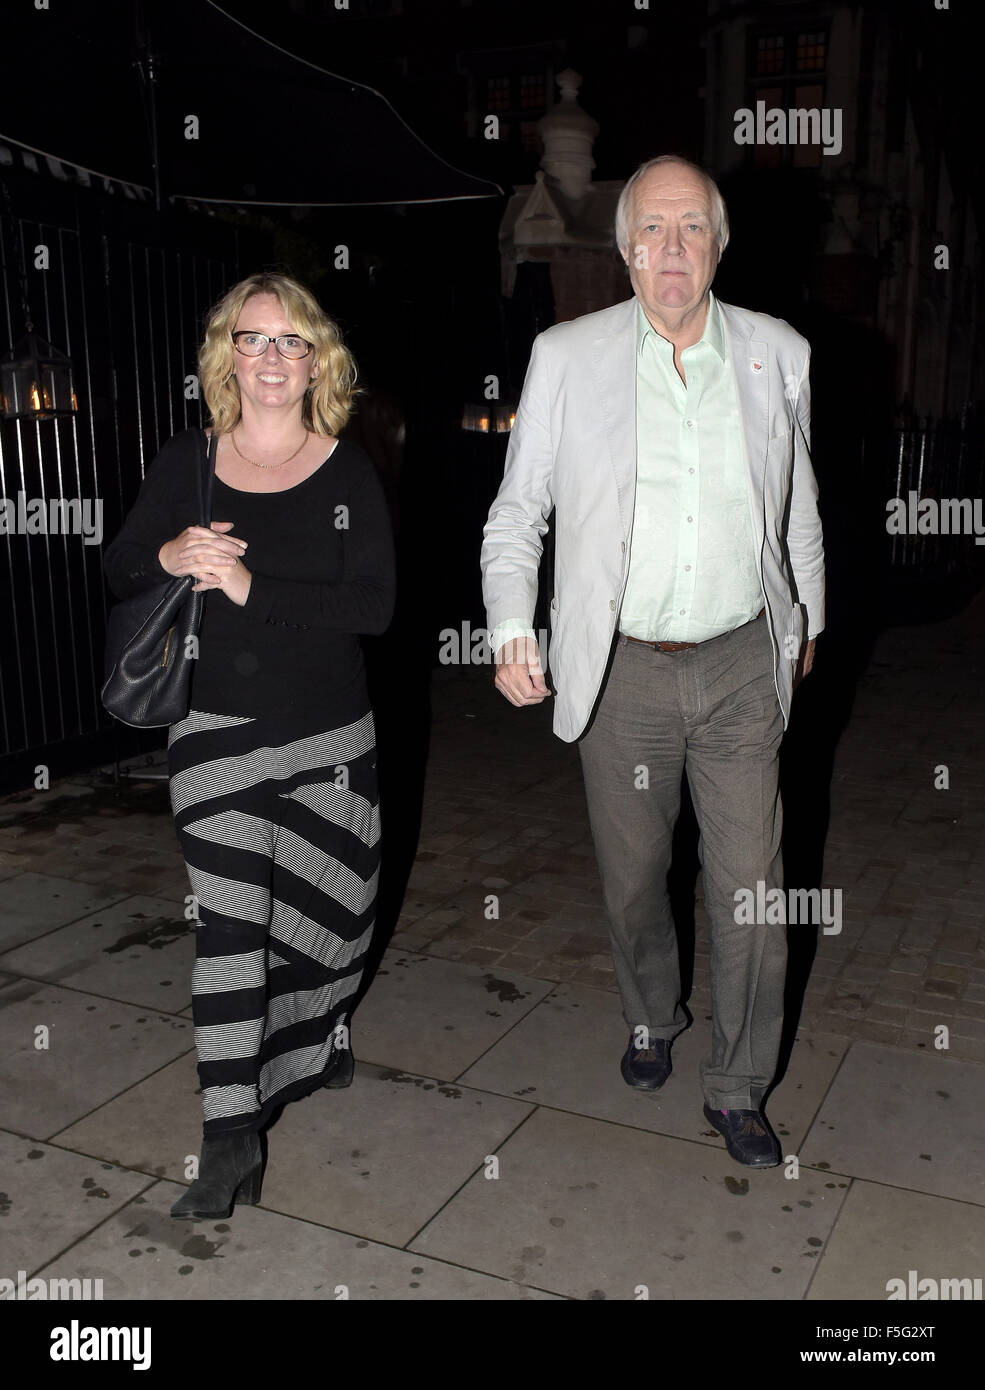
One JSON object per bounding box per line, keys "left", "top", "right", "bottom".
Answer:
{"left": 458, "top": 982, "right": 851, "bottom": 1154}
{"left": 0, "top": 784, "right": 93, "bottom": 826}
{"left": 0, "top": 851, "right": 30, "bottom": 881}
{"left": 807, "top": 1180, "right": 985, "bottom": 1301}
{"left": 352, "top": 950, "right": 554, "bottom": 1077}
{"left": 0, "top": 980, "right": 193, "bottom": 1139}
{"left": 0, "top": 1129, "right": 152, "bottom": 1280}
{"left": 800, "top": 1042, "right": 985, "bottom": 1205}
{"left": 0, "top": 894, "right": 194, "bottom": 1013}
{"left": 35, "top": 1180, "right": 559, "bottom": 1300}
{"left": 52, "top": 1051, "right": 202, "bottom": 1178}
{"left": 0, "top": 874, "right": 129, "bottom": 951}
{"left": 54, "top": 1051, "right": 535, "bottom": 1247}
{"left": 258, "top": 1064, "right": 536, "bottom": 1245}
{"left": 410, "top": 1106, "right": 849, "bottom": 1300}
{"left": 66, "top": 867, "right": 190, "bottom": 901}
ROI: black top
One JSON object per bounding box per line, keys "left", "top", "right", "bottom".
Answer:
{"left": 103, "top": 428, "right": 396, "bottom": 722}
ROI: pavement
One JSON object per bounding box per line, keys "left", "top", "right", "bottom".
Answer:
{"left": 1, "top": 591, "right": 984, "bottom": 1303}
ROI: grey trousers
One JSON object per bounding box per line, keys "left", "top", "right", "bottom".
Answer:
{"left": 577, "top": 613, "right": 786, "bottom": 1109}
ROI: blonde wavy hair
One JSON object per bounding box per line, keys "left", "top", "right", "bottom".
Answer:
{"left": 199, "top": 272, "right": 360, "bottom": 436}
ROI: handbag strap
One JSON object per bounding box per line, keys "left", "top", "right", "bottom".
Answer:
{"left": 199, "top": 429, "right": 217, "bottom": 527}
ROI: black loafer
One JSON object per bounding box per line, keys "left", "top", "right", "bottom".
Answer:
{"left": 702, "top": 1104, "right": 781, "bottom": 1167}
{"left": 620, "top": 1036, "right": 672, "bottom": 1090}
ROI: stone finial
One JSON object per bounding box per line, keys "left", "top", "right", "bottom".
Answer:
{"left": 537, "top": 68, "right": 599, "bottom": 206}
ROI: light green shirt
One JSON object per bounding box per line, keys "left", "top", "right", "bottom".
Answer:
{"left": 620, "top": 293, "right": 763, "bottom": 643}
{"left": 489, "top": 292, "right": 764, "bottom": 659}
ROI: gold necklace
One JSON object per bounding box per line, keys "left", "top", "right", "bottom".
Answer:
{"left": 232, "top": 427, "right": 310, "bottom": 469}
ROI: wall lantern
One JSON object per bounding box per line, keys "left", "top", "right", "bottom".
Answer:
{"left": 0, "top": 331, "right": 78, "bottom": 420}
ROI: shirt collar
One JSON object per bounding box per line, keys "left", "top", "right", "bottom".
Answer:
{"left": 636, "top": 291, "right": 727, "bottom": 363}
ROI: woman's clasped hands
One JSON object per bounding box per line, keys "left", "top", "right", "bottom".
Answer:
{"left": 159, "top": 522, "right": 252, "bottom": 606}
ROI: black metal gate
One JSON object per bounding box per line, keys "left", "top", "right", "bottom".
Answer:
{"left": 0, "top": 171, "right": 256, "bottom": 793}
{"left": 887, "top": 407, "right": 985, "bottom": 574}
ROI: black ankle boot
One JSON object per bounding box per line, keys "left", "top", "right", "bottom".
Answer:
{"left": 170, "top": 1130, "right": 264, "bottom": 1220}
{"left": 322, "top": 1046, "right": 355, "bottom": 1089}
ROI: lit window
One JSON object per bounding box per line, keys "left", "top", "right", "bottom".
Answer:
{"left": 487, "top": 76, "right": 511, "bottom": 111}
{"left": 519, "top": 73, "right": 545, "bottom": 109}
{"left": 756, "top": 35, "right": 785, "bottom": 76}
{"left": 796, "top": 31, "right": 827, "bottom": 71}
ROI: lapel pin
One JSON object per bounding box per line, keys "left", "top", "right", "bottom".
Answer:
{"left": 750, "top": 359, "right": 764, "bottom": 372}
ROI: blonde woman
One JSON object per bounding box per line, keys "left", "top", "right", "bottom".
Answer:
{"left": 103, "top": 272, "right": 395, "bottom": 1218}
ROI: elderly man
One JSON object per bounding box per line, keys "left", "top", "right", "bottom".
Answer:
{"left": 480, "top": 155, "right": 824, "bottom": 1168}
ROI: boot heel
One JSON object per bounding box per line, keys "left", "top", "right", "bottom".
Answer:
{"left": 323, "top": 1048, "right": 355, "bottom": 1089}
{"left": 235, "top": 1162, "right": 263, "bottom": 1206}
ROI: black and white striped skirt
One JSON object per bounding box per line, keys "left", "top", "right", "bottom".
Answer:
{"left": 167, "top": 706, "right": 379, "bottom": 1136}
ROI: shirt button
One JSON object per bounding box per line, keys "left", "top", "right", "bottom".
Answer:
{"left": 689, "top": 468, "right": 695, "bottom": 475}
{"left": 679, "top": 609, "right": 686, "bottom": 615}
{"left": 684, "top": 565, "right": 691, "bottom": 572}
{"left": 609, "top": 600, "right": 616, "bottom": 610}
{"left": 686, "top": 420, "right": 694, "bottom": 428}
{"left": 687, "top": 515, "right": 693, "bottom": 522}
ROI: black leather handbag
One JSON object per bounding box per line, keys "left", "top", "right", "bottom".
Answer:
{"left": 101, "top": 430, "right": 217, "bottom": 728}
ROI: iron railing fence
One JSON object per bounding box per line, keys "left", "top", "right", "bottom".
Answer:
{"left": 886, "top": 404, "right": 985, "bottom": 574}
{"left": 0, "top": 179, "right": 250, "bottom": 792}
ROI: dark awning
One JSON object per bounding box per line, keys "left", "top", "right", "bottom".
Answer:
{"left": 0, "top": 0, "right": 502, "bottom": 206}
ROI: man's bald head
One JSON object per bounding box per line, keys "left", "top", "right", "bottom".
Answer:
{"left": 615, "top": 155, "right": 729, "bottom": 257}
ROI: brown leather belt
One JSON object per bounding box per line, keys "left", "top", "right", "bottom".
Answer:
{"left": 622, "top": 608, "right": 765, "bottom": 653}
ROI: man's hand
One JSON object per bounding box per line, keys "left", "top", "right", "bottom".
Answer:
{"left": 494, "top": 636, "right": 552, "bottom": 707}
{"left": 793, "top": 638, "right": 816, "bottom": 691}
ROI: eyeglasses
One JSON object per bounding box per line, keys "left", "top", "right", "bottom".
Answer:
{"left": 232, "top": 331, "right": 314, "bottom": 360}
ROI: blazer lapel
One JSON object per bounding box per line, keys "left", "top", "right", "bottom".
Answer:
{"left": 590, "top": 300, "right": 637, "bottom": 534}
{"left": 721, "top": 302, "right": 769, "bottom": 506}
